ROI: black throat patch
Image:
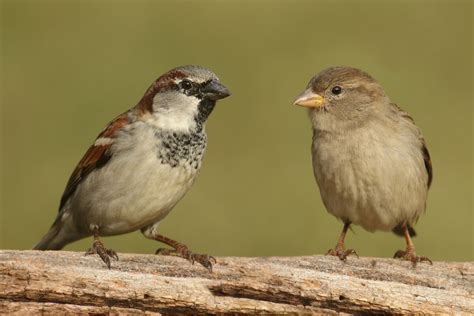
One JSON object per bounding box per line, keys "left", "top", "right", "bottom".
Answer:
{"left": 195, "top": 99, "right": 216, "bottom": 128}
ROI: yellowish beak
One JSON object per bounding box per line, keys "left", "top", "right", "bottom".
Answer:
{"left": 293, "top": 89, "right": 325, "bottom": 108}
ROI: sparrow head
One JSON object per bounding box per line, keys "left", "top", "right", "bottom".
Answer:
{"left": 137, "top": 65, "right": 231, "bottom": 131}
{"left": 293, "top": 67, "right": 389, "bottom": 126}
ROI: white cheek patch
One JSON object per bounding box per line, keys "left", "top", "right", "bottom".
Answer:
{"left": 151, "top": 92, "right": 201, "bottom": 132}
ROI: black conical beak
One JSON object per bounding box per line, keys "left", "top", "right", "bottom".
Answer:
{"left": 201, "top": 80, "right": 231, "bottom": 101}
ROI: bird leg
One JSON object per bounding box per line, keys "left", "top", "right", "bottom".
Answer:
{"left": 326, "top": 222, "right": 358, "bottom": 261}
{"left": 393, "top": 224, "right": 432, "bottom": 267}
{"left": 85, "top": 227, "right": 118, "bottom": 269}
{"left": 152, "top": 234, "right": 216, "bottom": 272}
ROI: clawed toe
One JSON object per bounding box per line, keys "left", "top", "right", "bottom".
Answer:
{"left": 326, "top": 223, "right": 357, "bottom": 262}
{"left": 209, "top": 256, "right": 217, "bottom": 264}
{"left": 105, "top": 248, "right": 119, "bottom": 261}
{"left": 327, "top": 247, "right": 358, "bottom": 261}
{"left": 85, "top": 241, "right": 118, "bottom": 269}
{"left": 155, "top": 247, "right": 215, "bottom": 272}
{"left": 150, "top": 234, "right": 215, "bottom": 272}
{"left": 393, "top": 225, "right": 432, "bottom": 267}
{"left": 192, "top": 254, "right": 216, "bottom": 272}
{"left": 155, "top": 247, "right": 193, "bottom": 262}
{"left": 393, "top": 250, "right": 406, "bottom": 259}
{"left": 155, "top": 248, "right": 175, "bottom": 256}
{"left": 393, "top": 249, "right": 432, "bottom": 267}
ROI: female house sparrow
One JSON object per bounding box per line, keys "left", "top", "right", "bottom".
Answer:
{"left": 293, "top": 67, "right": 432, "bottom": 266}
{"left": 34, "top": 65, "right": 231, "bottom": 271}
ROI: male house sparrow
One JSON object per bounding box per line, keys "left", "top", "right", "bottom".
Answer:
{"left": 34, "top": 65, "right": 231, "bottom": 271}
{"left": 293, "top": 67, "right": 432, "bottom": 265}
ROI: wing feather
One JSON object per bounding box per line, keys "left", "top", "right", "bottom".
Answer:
{"left": 59, "top": 112, "right": 130, "bottom": 210}
{"left": 390, "top": 103, "right": 433, "bottom": 189}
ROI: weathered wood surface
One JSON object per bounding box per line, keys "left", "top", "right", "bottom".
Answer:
{"left": 0, "top": 250, "right": 472, "bottom": 314}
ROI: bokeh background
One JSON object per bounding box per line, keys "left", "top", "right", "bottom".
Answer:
{"left": 1, "top": 0, "right": 472, "bottom": 261}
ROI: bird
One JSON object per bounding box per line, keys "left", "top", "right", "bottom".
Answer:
{"left": 34, "top": 65, "right": 231, "bottom": 271}
{"left": 293, "top": 66, "right": 432, "bottom": 266}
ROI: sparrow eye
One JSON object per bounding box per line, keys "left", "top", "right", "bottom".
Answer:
{"left": 180, "top": 79, "right": 193, "bottom": 91}
{"left": 331, "top": 86, "right": 342, "bottom": 95}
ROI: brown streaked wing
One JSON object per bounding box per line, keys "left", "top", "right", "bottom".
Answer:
{"left": 421, "top": 141, "right": 433, "bottom": 188}
{"left": 390, "top": 103, "right": 433, "bottom": 189}
{"left": 58, "top": 112, "right": 130, "bottom": 211}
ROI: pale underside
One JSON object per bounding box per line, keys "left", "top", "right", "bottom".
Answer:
{"left": 311, "top": 115, "right": 428, "bottom": 232}
{"left": 58, "top": 118, "right": 203, "bottom": 241}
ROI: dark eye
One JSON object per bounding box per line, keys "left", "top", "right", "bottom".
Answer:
{"left": 180, "top": 79, "right": 193, "bottom": 91}
{"left": 331, "top": 86, "right": 342, "bottom": 95}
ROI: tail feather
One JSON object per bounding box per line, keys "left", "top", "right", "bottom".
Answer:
{"left": 34, "top": 213, "right": 80, "bottom": 250}
{"left": 33, "top": 223, "right": 65, "bottom": 250}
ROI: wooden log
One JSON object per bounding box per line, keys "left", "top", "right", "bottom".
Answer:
{"left": 0, "top": 250, "right": 472, "bottom": 314}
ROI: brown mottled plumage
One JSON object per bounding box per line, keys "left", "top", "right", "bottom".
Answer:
{"left": 35, "top": 65, "right": 230, "bottom": 271}
{"left": 294, "top": 66, "right": 432, "bottom": 266}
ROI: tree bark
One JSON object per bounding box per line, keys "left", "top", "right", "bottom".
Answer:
{"left": 0, "top": 250, "right": 472, "bottom": 314}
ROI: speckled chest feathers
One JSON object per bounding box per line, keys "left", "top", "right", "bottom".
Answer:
{"left": 154, "top": 100, "right": 213, "bottom": 169}
{"left": 156, "top": 129, "right": 207, "bottom": 169}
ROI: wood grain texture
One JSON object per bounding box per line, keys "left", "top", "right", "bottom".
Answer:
{"left": 0, "top": 250, "right": 472, "bottom": 314}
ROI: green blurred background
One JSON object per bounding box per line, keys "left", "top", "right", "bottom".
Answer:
{"left": 1, "top": 0, "right": 472, "bottom": 261}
